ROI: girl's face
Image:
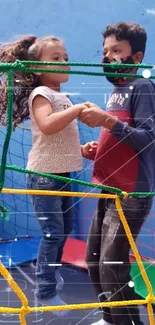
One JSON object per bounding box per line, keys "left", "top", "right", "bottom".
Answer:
{"left": 39, "top": 40, "right": 70, "bottom": 86}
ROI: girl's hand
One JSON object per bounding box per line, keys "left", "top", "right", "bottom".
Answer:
{"left": 73, "top": 103, "right": 88, "bottom": 115}
{"left": 81, "top": 141, "right": 98, "bottom": 160}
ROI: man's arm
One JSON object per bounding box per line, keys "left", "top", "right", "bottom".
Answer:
{"left": 110, "top": 82, "right": 155, "bottom": 152}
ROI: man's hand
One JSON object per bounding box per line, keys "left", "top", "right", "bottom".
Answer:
{"left": 81, "top": 141, "right": 98, "bottom": 160}
{"left": 73, "top": 103, "right": 89, "bottom": 115}
{"left": 78, "top": 102, "right": 117, "bottom": 129}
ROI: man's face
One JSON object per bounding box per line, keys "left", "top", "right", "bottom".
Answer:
{"left": 102, "top": 35, "right": 139, "bottom": 85}
{"left": 103, "top": 35, "right": 132, "bottom": 62}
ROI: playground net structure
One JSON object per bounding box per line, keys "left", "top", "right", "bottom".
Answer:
{"left": 0, "top": 60, "right": 155, "bottom": 325}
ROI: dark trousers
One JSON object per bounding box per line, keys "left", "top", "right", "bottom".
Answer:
{"left": 86, "top": 193, "right": 152, "bottom": 325}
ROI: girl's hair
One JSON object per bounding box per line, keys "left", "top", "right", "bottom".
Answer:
{"left": 0, "top": 35, "right": 60, "bottom": 127}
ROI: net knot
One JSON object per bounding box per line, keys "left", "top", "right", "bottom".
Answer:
{"left": 13, "top": 60, "right": 25, "bottom": 70}
{"left": 121, "top": 191, "right": 128, "bottom": 199}
{"left": 146, "top": 294, "right": 155, "bottom": 304}
{"left": 20, "top": 305, "right": 31, "bottom": 315}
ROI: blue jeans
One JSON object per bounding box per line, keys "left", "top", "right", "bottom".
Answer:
{"left": 26, "top": 173, "right": 73, "bottom": 299}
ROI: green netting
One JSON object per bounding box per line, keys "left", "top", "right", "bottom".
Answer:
{"left": 0, "top": 59, "right": 155, "bottom": 78}
{"left": 0, "top": 60, "right": 155, "bottom": 217}
{"left": 0, "top": 59, "right": 155, "bottom": 303}
{"left": 0, "top": 60, "right": 155, "bottom": 208}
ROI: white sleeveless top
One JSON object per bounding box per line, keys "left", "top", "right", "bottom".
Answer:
{"left": 26, "top": 86, "right": 83, "bottom": 173}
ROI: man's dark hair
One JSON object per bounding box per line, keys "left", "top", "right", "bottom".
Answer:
{"left": 103, "top": 22, "right": 147, "bottom": 55}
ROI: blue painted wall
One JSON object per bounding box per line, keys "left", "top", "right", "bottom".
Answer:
{"left": 0, "top": 0, "right": 155, "bottom": 259}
